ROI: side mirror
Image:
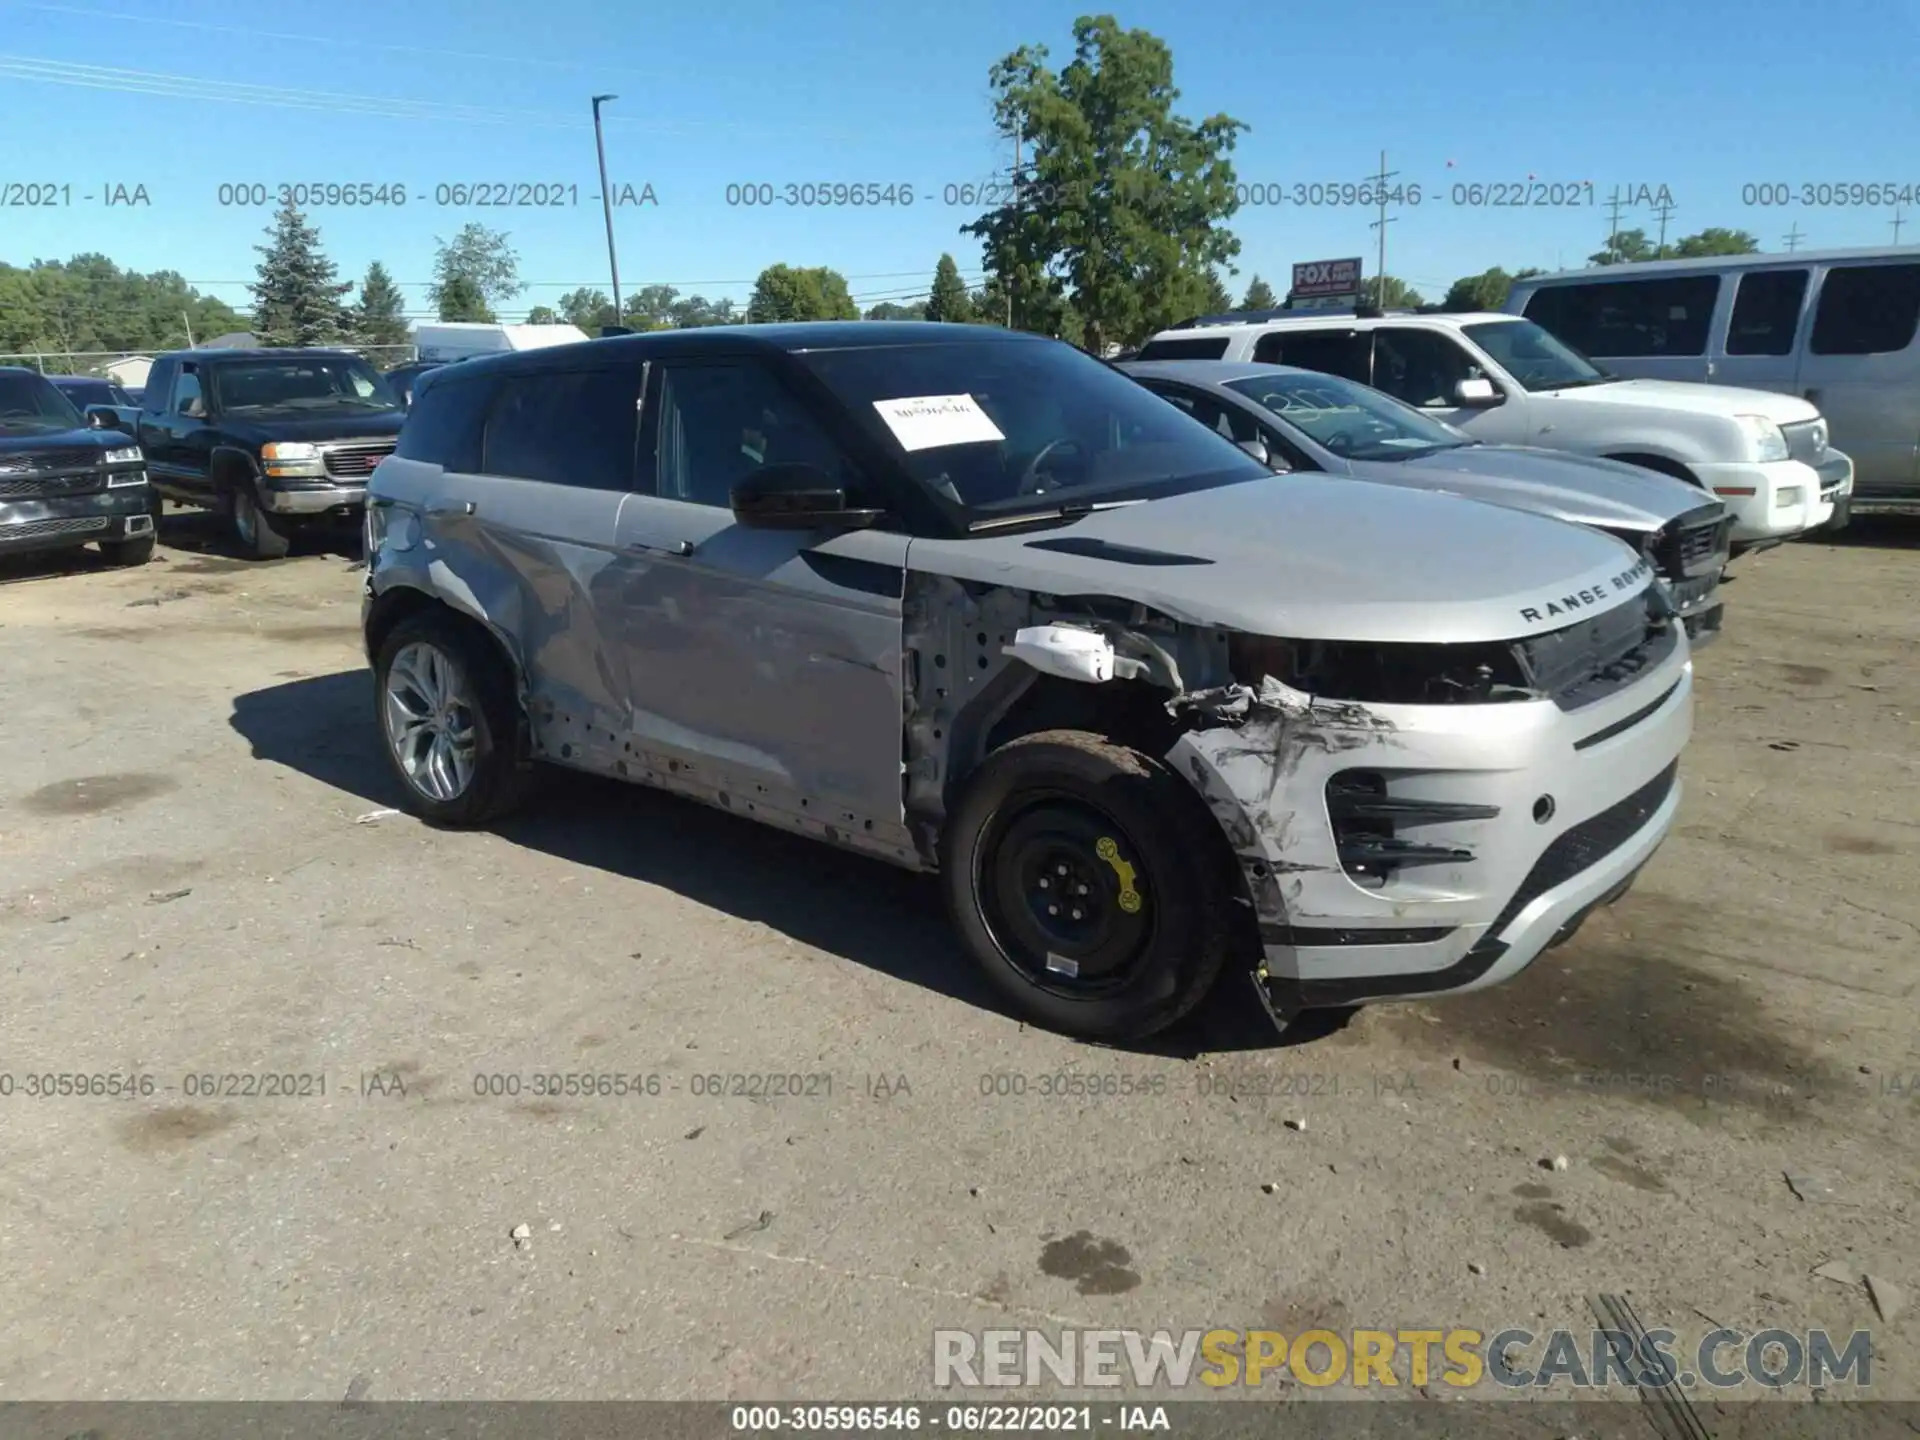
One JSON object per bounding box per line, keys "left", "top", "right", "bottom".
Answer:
{"left": 1453, "top": 377, "right": 1503, "bottom": 408}
{"left": 85, "top": 405, "right": 129, "bottom": 432}
{"left": 731, "top": 462, "right": 885, "bottom": 531}
{"left": 1236, "top": 437, "right": 1271, "bottom": 467}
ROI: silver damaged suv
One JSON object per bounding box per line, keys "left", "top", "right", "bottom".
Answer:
{"left": 362, "top": 323, "right": 1694, "bottom": 1041}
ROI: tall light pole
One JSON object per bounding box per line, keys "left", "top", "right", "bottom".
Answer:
{"left": 591, "top": 94, "right": 623, "bottom": 324}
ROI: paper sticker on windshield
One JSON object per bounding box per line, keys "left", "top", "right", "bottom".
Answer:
{"left": 872, "top": 394, "right": 1005, "bottom": 452}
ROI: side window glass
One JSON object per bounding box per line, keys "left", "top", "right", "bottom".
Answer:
{"left": 1250, "top": 329, "right": 1372, "bottom": 383}
{"left": 396, "top": 378, "right": 491, "bottom": 471}
{"left": 140, "top": 361, "right": 171, "bottom": 413}
{"left": 1726, "top": 270, "right": 1809, "bottom": 356}
{"left": 1810, "top": 263, "right": 1920, "bottom": 356}
{"left": 481, "top": 368, "right": 642, "bottom": 488}
{"left": 173, "top": 369, "right": 204, "bottom": 418}
{"left": 1528, "top": 277, "right": 1719, "bottom": 357}
{"left": 653, "top": 362, "right": 851, "bottom": 508}
{"left": 1370, "top": 330, "right": 1480, "bottom": 407}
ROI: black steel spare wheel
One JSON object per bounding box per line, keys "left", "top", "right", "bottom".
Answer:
{"left": 943, "top": 729, "right": 1240, "bottom": 1040}
{"left": 980, "top": 795, "right": 1155, "bottom": 996}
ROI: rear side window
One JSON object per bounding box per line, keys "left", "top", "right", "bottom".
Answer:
{"left": 395, "top": 376, "right": 492, "bottom": 470}
{"left": 1136, "top": 336, "right": 1232, "bottom": 360}
{"left": 1810, "top": 263, "right": 1920, "bottom": 356}
{"left": 1726, "top": 270, "right": 1809, "bottom": 356}
{"left": 1524, "top": 276, "right": 1720, "bottom": 357}
{"left": 481, "top": 367, "right": 642, "bottom": 489}
{"left": 1250, "top": 329, "right": 1372, "bottom": 382}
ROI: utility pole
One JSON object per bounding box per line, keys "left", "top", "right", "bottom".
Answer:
{"left": 1008, "top": 130, "right": 1019, "bottom": 328}
{"left": 181, "top": 310, "right": 195, "bottom": 348}
{"left": 1604, "top": 187, "right": 1628, "bottom": 262}
{"left": 591, "top": 94, "right": 623, "bottom": 323}
{"left": 1651, "top": 198, "right": 1677, "bottom": 258}
{"left": 1365, "top": 150, "right": 1398, "bottom": 307}
{"left": 1783, "top": 223, "right": 1804, "bottom": 252}
{"left": 1893, "top": 210, "right": 1908, "bottom": 245}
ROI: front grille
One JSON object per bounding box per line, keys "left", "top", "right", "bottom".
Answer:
{"left": 1, "top": 515, "right": 110, "bottom": 540}
{"left": 1477, "top": 761, "right": 1677, "bottom": 949}
{"left": 1514, "top": 585, "right": 1679, "bottom": 711}
{"left": 1781, "top": 418, "right": 1828, "bottom": 465}
{"left": 0, "top": 446, "right": 100, "bottom": 476}
{"left": 322, "top": 441, "right": 395, "bottom": 479}
{"left": 1650, "top": 503, "right": 1732, "bottom": 582}
{"left": 0, "top": 471, "right": 107, "bottom": 499}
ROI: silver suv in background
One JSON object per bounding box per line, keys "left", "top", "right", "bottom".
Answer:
{"left": 1120, "top": 359, "right": 1732, "bottom": 645}
{"left": 1509, "top": 247, "right": 1920, "bottom": 519}
{"left": 363, "top": 323, "right": 1693, "bottom": 1042}
{"left": 1138, "top": 309, "right": 1844, "bottom": 551}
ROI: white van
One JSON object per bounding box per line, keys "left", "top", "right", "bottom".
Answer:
{"left": 1136, "top": 309, "right": 1841, "bottom": 549}
{"left": 411, "top": 322, "right": 591, "bottom": 365}
{"left": 1509, "top": 248, "right": 1920, "bottom": 518}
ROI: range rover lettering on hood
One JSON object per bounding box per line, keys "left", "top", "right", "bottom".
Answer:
{"left": 1518, "top": 556, "right": 1653, "bottom": 625}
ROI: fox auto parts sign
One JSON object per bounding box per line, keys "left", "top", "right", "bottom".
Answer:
{"left": 1290, "top": 257, "right": 1363, "bottom": 299}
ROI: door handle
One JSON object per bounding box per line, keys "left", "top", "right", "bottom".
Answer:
{"left": 424, "top": 500, "right": 476, "bottom": 517}
{"left": 621, "top": 539, "right": 695, "bottom": 557}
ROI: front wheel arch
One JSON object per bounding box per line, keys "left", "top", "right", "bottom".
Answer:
{"left": 1604, "top": 451, "right": 1705, "bottom": 487}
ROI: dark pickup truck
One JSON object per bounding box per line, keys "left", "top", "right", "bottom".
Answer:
{"left": 133, "top": 347, "right": 404, "bottom": 559}
{"left": 0, "top": 367, "right": 156, "bottom": 567}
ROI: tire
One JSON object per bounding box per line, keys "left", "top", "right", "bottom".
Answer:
{"left": 942, "top": 729, "right": 1240, "bottom": 1041}
{"left": 230, "top": 482, "right": 293, "bottom": 560}
{"left": 372, "top": 610, "right": 535, "bottom": 827}
{"left": 99, "top": 533, "right": 155, "bottom": 567}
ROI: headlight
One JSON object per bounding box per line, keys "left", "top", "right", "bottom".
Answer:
{"left": 1735, "top": 414, "right": 1789, "bottom": 464}
{"left": 102, "top": 446, "right": 142, "bottom": 464}
{"left": 261, "top": 441, "right": 319, "bottom": 461}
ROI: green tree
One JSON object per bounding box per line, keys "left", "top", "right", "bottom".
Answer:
{"left": 622, "top": 284, "right": 682, "bottom": 331}
{"left": 1439, "top": 265, "right": 1546, "bottom": 313}
{"left": 866, "top": 300, "right": 928, "bottom": 320}
{"left": 747, "top": 264, "right": 858, "bottom": 323}
{"left": 1589, "top": 228, "right": 1658, "bottom": 266}
{"left": 1362, "top": 275, "right": 1425, "bottom": 310}
{"left": 435, "top": 274, "right": 492, "bottom": 323}
{"left": 1201, "top": 270, "right": 1232, "bottom": 313}
{"left": 352, "top": 261, "right": 409, "bottom": 347}
{"left": 430, "top": 224, "right": 522, "bottom": 319}
{"left": 524, "top": 304, "right": 558, "bottom": 324}
{"left": 0, "top": 256, "right": 241, "bottom": 361}
{"left": 926, "top": 253, "right": 974, "bottom": 323}
{"left": 668, "top": 294, "right": 740, "bottom": 327}
{"left": 248, "top": 198, "right": 352, "bottom": 346}
{"left": 1673, "top": 228, "right": 1760, "bottom": 258}
{"left": 556, "top": 287, "right": 615, "bottom": 331}
{"left": 962, "top": 16, "right": 1247, "bottom": 353}
{"left": 1241, "top": 274, "right": 1277, "bottom": 309}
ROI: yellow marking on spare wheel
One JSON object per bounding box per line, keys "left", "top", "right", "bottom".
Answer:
{"left": 1095, "top": 836, "right": 1143, "bottom": 914}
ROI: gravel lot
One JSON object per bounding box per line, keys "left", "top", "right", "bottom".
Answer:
{"left": 1, "top": 511, "right": 1915, "bottom": 1406}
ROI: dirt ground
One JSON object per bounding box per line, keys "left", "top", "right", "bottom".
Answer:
{"left": 0, "top": 510, "right": 1915, "bottom": 1409}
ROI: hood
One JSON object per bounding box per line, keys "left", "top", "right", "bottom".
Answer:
{"left": 1372, "top": 444, "right": 1711, "bottom": 531}
{"left": 0, "top": 424, "right": 117, "bottom": 458}
{"left": 1538, "top": 376, "right": 1818, "bottom": 424}
{"left": 904, "top": 475, "right": 1655, "bottom": 645}
{"left": 214, "top": 410, "right": 405, "bottom": 444}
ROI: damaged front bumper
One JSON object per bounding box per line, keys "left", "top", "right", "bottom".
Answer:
{"left": 1168, "top": 630, "right": 1692, "bottom": 1017}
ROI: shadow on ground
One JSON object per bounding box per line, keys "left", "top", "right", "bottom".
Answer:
{"left": 231, "top": 669, "right": 1301, "bottom": 1056}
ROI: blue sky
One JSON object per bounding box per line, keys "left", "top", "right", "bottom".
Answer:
{"left": 4, "top": 0, "right": 1919, "bottom": 324}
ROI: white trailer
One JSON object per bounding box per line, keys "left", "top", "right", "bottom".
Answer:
{"left": 412, "top": 322, "right": 591, "bottom": 364}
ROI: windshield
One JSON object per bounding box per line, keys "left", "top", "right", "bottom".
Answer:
{"left": 0, "top": 371, "right": 86, "bottom": 433}
{"left": 1460, "top": 320, "right": 1613, "bottom": 392}
{"left": 1223, "top": 370, "right": 1474, "bottom": 462}
{"left": 54, "top": 379, "right": 125, "bottom": 407}
{"left": 209, "top": 356, "right": 400, "bottom": 414}
{"left": 801, "top": 338, "right": 1268, "bottom": 522}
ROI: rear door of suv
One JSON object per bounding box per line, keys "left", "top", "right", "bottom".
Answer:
{"left": 1797, "top": 259, "right": 1920, "bottom": 496}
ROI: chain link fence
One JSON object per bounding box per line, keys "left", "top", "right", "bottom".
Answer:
{"left": 1, "top": 344, "right": 419, "bottom": 383}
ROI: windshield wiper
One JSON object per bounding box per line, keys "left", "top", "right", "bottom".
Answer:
{"left": 968, "top": 498, "right": 1146, "bottom": 533}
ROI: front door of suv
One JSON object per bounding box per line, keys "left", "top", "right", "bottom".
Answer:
{"left": 608, "top": 357, "right": 914, "bottom": 851}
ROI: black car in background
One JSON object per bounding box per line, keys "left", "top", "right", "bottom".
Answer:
{"left": 137, "top": 347, "right": 405, "bottom": 559}
{"left": 381, "top": 360, "right": 444, "bottom": 410}
{"left": 49, "top": 375, "right": 143, "bottom": 436}
{"left": 0, "top": 367, "right": 156, "bottom": 567}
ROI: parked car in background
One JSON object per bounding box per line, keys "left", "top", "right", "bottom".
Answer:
{"left": 49, "top": 375, "right": 137, "bottom": 415}
{"left": 1139, "top": 309, "right": 1843, "bottom": 552}
{"left": 0, "top": 367, "right": 156, "bottom": 567}
{"left": 1509, "top": 247, "right": 1920, "bottom": 520}
{"left": 382, "top": 360, "right": 444, "bottom": 410}
{"left": 137, "top": 347, "right": 403, "bottom": 559}
{"left": 364, "top": 322, "right": 1693, "bottom": 1042}
{"left": 1121, "top": 359, "right": 1733, "bottom": 645}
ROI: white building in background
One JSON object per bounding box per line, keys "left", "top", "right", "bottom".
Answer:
{"left": 104, "top": 355, "right": 153, "bottom": 390}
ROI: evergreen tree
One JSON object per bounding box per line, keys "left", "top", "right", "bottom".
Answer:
{"left": 249, "top": 199, "right": 352, "bottom": 346}
{"left": 436, "top": 274, "right": 493, "bottom": 323}
{"left": 1241, "top": 274, "right": 1277, "bottom": 309}
{"left": 353, "top": 261, "right": 409, "bottom": 347}
{"left": 926, "top": 254, "right": 974, "bottom": 323}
